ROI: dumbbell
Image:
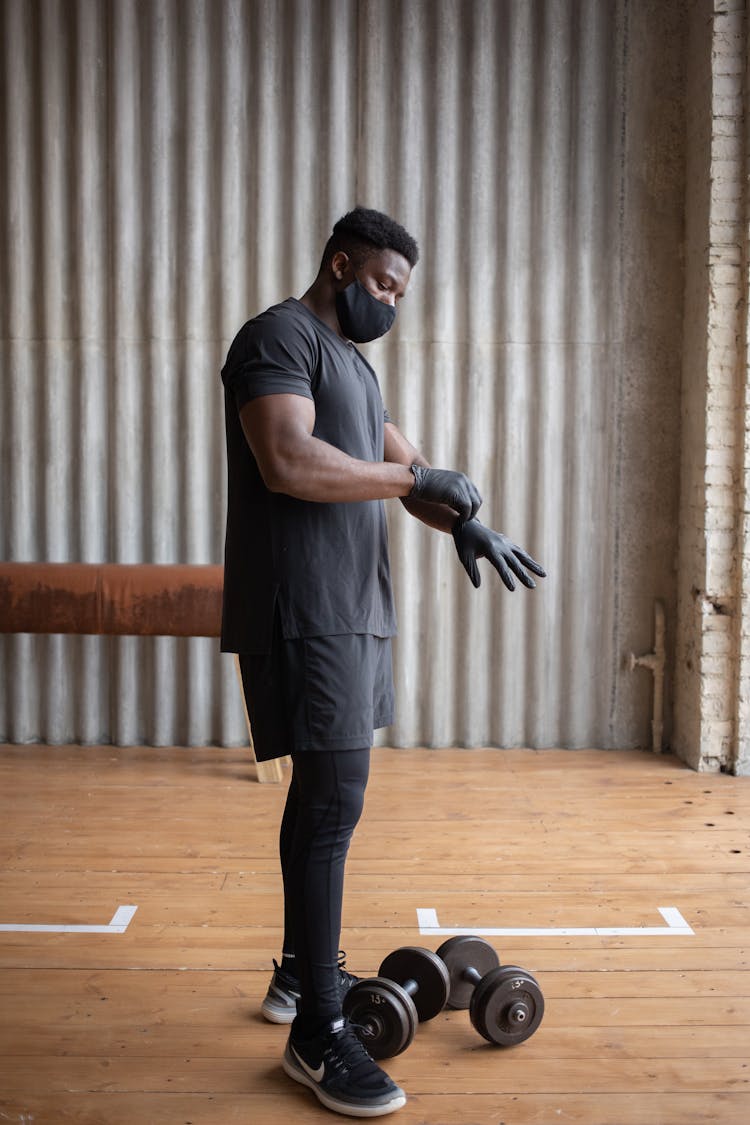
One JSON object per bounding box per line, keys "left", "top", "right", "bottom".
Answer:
{"left": 436, "top": 935, "right": 544, "bottom": 1046}
{"left": 343, "top": 946, "right": 450, "bottom": 1059}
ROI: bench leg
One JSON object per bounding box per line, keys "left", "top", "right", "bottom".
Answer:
{"left": 232, "top": 654, "right": 289, "bottom": 783}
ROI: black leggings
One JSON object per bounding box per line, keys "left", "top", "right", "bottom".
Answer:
{"left": 279, "top": 748, "right": 370, "bottom": 1033}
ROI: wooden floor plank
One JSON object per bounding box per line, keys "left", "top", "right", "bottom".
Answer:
{"left": 1, "top": 964, "right": 745, "bottom": 1002}
{"left": 0, "top": 941, "right": 747, "bottom": 974}
{"left": 0, "top": 890, "right": 744, "bottom": 928}
{"left": 0, "top": 1052, "right": 748, "bottom": 1094}
{"left": 3, "top": 868, "right": 749, "bottom": 892}
{"left": 0, "top": 1092, "right": 746, "bottom": 1125}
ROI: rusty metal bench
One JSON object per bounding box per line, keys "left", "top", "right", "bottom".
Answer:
{"left": 0, "top": 561, "right": 288, "bottom": 784}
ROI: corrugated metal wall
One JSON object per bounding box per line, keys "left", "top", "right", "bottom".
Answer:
{"left": 0, "top": 0, "right": 682, "bottom": 750}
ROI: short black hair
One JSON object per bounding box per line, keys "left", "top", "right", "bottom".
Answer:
{"left": 320, "top": 206, "right": 419, "bottom": 272}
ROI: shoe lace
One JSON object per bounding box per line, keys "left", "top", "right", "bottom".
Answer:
{"left": 336, "top": 950, "right": 359, "bottom": 986}
{"left": 324, "top": 1021, "right": 380, "bottom": 1080}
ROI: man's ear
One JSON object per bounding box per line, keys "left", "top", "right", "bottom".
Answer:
{"left": 331, "top": 250, "right": 352, "bottom": 283}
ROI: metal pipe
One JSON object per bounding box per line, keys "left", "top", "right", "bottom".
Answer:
{"left": 628, "top": 600, "right": 666, "bottom": 753}
{"left": 0, "top": 562, "right": 223, "bottom": 637}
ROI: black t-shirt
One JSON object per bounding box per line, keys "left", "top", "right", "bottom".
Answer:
{"left": 220, "top": 297, "right": 397, "bottom": 653}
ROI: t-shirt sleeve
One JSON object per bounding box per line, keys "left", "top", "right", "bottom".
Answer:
{"left": 221, "top": 312, "right": 317, "bottom": 409}
{"left": 383, "top": 406, "right": 392, "bottom": 425}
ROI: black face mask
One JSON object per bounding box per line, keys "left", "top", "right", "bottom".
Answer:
{"left": 335, "top": 277, "right": 396, "bottom": 343}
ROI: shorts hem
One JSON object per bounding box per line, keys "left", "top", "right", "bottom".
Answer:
{"left": 292, "top": 732, "right": 374, "bottom": 753}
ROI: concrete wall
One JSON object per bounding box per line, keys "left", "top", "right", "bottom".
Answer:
{"left": 613, "top": 0, "right": 686, "bottom": 748}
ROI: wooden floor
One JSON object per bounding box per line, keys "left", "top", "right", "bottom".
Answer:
{"left": 0, "top": 744, "right": 748, "bottom": 1124}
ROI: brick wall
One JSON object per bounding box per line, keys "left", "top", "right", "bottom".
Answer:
{"left": 674, "top": 0, "right": 748, "bottom": 773}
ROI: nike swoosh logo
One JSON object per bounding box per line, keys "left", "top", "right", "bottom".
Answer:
{"left": 292, "top": 1045, "right": 325, "bottom": 1083}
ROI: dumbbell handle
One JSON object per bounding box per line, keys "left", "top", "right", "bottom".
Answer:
{"left": 461, "top": 965, "right": 482, "bottom": 987}
{"left": 402, "top": 977, "right": 419, "bottom": 998}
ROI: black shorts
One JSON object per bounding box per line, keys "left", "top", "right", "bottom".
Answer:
{"left": 238, "top": 632, "right": 395, "bottom": 762}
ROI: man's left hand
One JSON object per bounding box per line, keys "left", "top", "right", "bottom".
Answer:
{"left": 452, "top": 519, "right": 547, "bottom": 591}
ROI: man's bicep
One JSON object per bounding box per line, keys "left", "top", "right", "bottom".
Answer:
{"left": 239, "top": 393, "right": 316, "bottom": 479}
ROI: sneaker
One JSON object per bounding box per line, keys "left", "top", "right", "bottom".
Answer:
{"left": 283, "top": 1016, "right": 407, "bottom": 1117}
{"left": 261, "top": 960, "right": 301, "bottom": 1024}
{"left": 262, "top": 951, "right": 359, "bottom": 1025}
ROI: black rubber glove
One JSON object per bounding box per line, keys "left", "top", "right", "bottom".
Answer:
{"left": 409, "top": 464, "right": 482, "bottom": 525}
{"left": 453, "top": 518, "right": 547, "bottom": 590}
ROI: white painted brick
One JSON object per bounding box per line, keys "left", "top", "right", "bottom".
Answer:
{"left": 708, "top": 299, "right": 743, "bottom": 327}
{"left": 701, "top": 602, "right": 734, "bottom": 623}
{"left": 710, "top": 263, "right": 743, "bottom": 286}
{"left": 706, "top": 381, "right": 740, "bottom": 408}
{"left": 705, "top": 476, "right": 737, "bottom": 499}
{"left": 706, "top": 448, "right": 736, "bottom": 467}
{"left": 702, "top": 629, "right": 734, "bottom": 654}
{"left": 713, "top": 94, "right": 744, "bottom": 114}
{"left": 711, "top": 158, "right": 743, "bottom": 181}
{"left": 706, "top": 405, "right": 737, "bottom": 425}
{"left": 712, "top": 52, "right": 745, "bottom": 76}
{"left": 706, "top": 721, "right": 734, "bottom": 742}
{"left": 711, "top": 178, "right": 744, "bottom": 203}
{"left": 706, "top": 575, "right": 737, "bottom": 598}
{"left": 706, "top": 466, "right": 735, "bottom": 487}
{"left": 699, "top": 694, "right": 734, "bottom": 722}
{"left": 714, "top": 0, "right": 745, "bottom": 16}
{"left": 701, "top": 703, "right": 733, "bottom": 728}
{"left": 707, "top": 308, "right": 743, "bottom": 332}
{"left": 708, "top": 228, "right": 744, "bottom": 248}
{"left": 701, "top": 665, "right": 734, "bottom": 689}
{"left": 708, "top": 243, "right": 744, "bottom": 264}
{"left": 712, "top": 74, "right": 743, "bottom": 98}
{"left": 676, "top": 2, "right": 749, "bottom": 775}
{"left": 706, "top": 362, "right": 740, "bottom": 384}
{"left": 702, "top": 658, "right": 734, "bottom": 678}
{"left": 712, "top": 118, "right": 742, "bottom": 138}
{"left": 713, "top": 23, "right": 745, "bottom": 43}
{"left": 709, "top": 243, "right": 743, "bottom": 264}
{"left": 706, "top": 551, "right": 737, "bottom": 575}
{"left": 704, "top": 495, "right": 737, "bottom": 521}
{"left": 710, "top": 198, "right": 744, "bottom": 221}
{"left": 712, "top": 47, "right": 744, "bottom": 62}
{"left": 706, "top": 423, "right": 736, "bottom": 448}
{"left": 706, "top": 545, "right": 736, "bottom": 568}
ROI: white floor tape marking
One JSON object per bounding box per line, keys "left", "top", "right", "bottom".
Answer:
{"left": 0, "top": 904, "right": 138, "bottom": 934}
{"left": 417, "top": 905, "right": 694, "bottom": 937}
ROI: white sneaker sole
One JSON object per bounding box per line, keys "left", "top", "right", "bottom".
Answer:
{"left": 282, "top": 1049, "right": 406, "bottom": 1118}
{"left": 261, "top": 998, "right": 297, "bottom": 1024}
{"left": 261, "top": 975, "right": 358, "bottom": 1024}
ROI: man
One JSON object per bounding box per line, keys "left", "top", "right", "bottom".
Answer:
{"left": 220, "top": 206, "right": 545, "bottom": 1118}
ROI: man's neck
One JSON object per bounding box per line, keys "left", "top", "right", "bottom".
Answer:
{"left": 299, "top": 278, "right": 344, "bottom": 338}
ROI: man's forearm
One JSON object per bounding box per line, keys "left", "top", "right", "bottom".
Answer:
{"left": 262, "top": 430, "right": 416, "bottom": 503}
{"left": 399, "top": 495, "right": 459, "bottom": 532}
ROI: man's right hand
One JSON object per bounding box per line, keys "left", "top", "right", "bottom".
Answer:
{"left": 409, "top": 464, "right": 482, "bottom": 525}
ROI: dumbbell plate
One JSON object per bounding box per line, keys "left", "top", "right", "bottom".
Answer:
{"left": 343, "top": 977, "right": 418, "bottom": 1060}
{"left": 469, "top": 965, "right": 544, "bottom": 1046}
{"left": 436, "top": 935, "right": 500, "bottom": 1010}
{"left": 378, "top": 946, "right": 450, "bottom": 1022}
